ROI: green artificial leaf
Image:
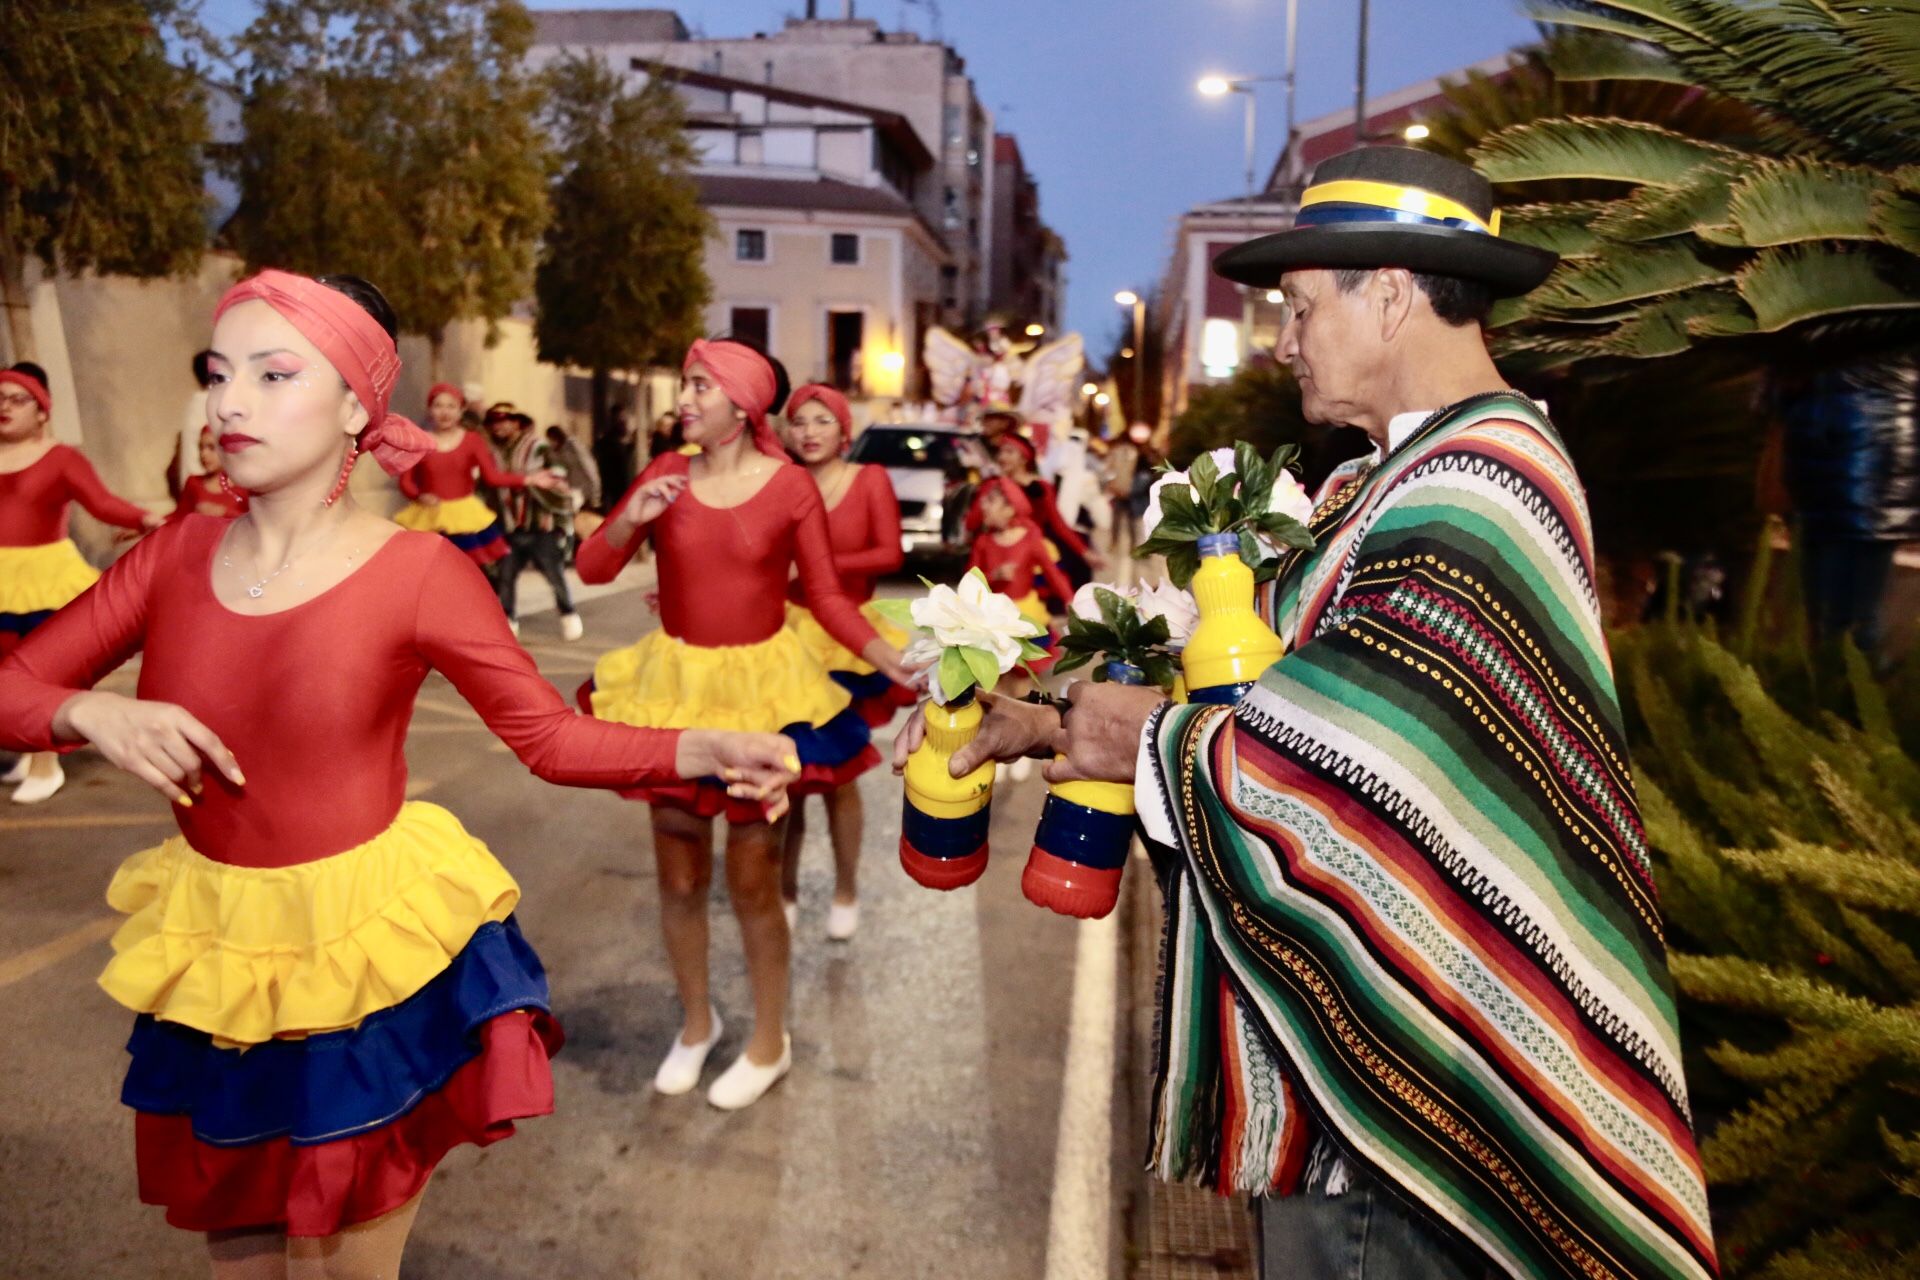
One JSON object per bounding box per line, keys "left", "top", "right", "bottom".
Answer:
{"left": 1159, "top": 485, "right": 1205, "bottom": 533}
{"left": 1268, "top": 442, "right": 1301, "bottom": 473}
{"left": 1254, "top": 560, "right": 1281, "bottom": 584}
{"left": 1259, "top": 513, "right": 1317, "bottom": 549}
{"left": 1166, "top": 543, "right": 1202, "bottom": 590}
{"left": 1134, "top": 532, "right": 1197, "bottom": 558}
{"left": 1238, "top": 529, "right": 1264, "bottom": 569}
{"left": 1142, "top": 655, "right": 1180, "bottom": 693}
{"left": 1090, "top": 662, "right": 1110, "bottom": 683}
{"left": 1095, "top": 586, "right": 1130, "bottom": 631}
{"left": 939, "top": 648, "right": 977, "bottom": 700}
{"left": 1018, "top": 637, "right": 1050, "bottom": 661}
{"left": 1189, "top": 452, "right": 1221, "bottom": 511}
{"left": 1054, "top": 648, "right": 1095, "bottom": 675}
{"left": 870, "top": 597, "right": 918, "bottom": 629}
{"left": 1138, "top": 614, "right": 1171, "bottom": 647}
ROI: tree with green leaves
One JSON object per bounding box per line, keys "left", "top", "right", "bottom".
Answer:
{"left": 533, "top": 55, "right": 710, "bottom": 442}
{"left": 0, "top": 0, "right": 210, "bottom": 361}
{"left": 1462, "top": 1, "right": 1920, "bottom": 366}
{"left": 225, "top": 0, "right": 548, "bottom": 373}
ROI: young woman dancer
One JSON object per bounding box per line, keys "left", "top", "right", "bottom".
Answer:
{"left": 394, "top": 382, "right": 561, "bottom": 574}
{"left": 577, "top": 342, "right": 914, "bottom": 1108}
{"left": 172, "top": 426, "right": 249, "bottom": 519}
{"left": 777, "top": 384, "right": 913, "bottom": 941}
{"left": 967, "top": 476, "right": 1070, "bottom": 682}
{"left": 0, "top": 362, "right": 163, "bottom": 804}
{"left": 0, "top": 270, "right": 799, "bottom": 1277}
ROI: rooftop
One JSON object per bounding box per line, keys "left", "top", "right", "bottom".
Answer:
{"left": 635, "top": 58, "right": 935, "bottom": 170}
{"left": 531, "top": 9, "right": 688, "bottom": 46}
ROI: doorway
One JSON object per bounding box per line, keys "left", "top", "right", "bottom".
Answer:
{"left": 826, "top": 310, "right": 864, "bottom": 394}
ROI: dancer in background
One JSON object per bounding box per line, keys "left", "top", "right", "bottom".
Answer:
{"left": 0, "top": 362, "right": 162, "bottom": 804}
{"left": 578, "top": 340, "right": 915, "bottom": 1109}
{"left": 966, "top": 475, "right": 1069, "bottom": 685}
{"left": 994, "top": 431, "right": 1103, "bottom": 593}
{"left": 171, "top": 426, "right": 249, "bottom": 519}
{"left": 0, "top": 269, "right": 798, "bottom": 1277}
{"left": 485, "top": 409, "right": 593, "bottom": 640}
{"left": 777, "top": 383, "right": 912, "bottom": 941}
{"left": 394, "top": 382, "right": 562, "bottom": 575}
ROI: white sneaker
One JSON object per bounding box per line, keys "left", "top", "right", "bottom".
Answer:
{"left": 507, "top": 617, "right": 521, "bottom": 638}
{"left": 706, "top": 1034, "right": 791, "bottom": 1110}
{"left": 827, "top": 900, "right": 859, "bottom": 941}
{"left": 11, "top": 758, "right": 64, "bottom": 806}
{"left": 652, "top": 1007, "right": 723, "bottom": 1096}
{"left": 0, "top": 756, "right": 26, "bottom": 786}
{"left": 782, "top": 899, "right": 798, "bottom": 933}
{"left": 559, "top": 612, "right": 584, "bottom": 642}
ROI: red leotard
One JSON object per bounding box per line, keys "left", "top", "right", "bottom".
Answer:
{"left": 397, "top": 431, "right": 525, "bottom": 502}
{"left": 0, "top": 517, "right": 684, "bottom": 868}
{"left": 580, "top": 454, "right": 879, "bottom": 655}
{"left": 0, "top": 444, "right": 150, "bottom": 545}
{"left": 172, "top": 473, "right": 248, "bottom": 519}
{"left": 1022, "top": 475, "right": 1092, "bottom": 562}
{"left": 968, "top": 524, "right": 1074, "bottom": 604}
{"left": 786, "top": 463, "right": 903, "bottom": 607}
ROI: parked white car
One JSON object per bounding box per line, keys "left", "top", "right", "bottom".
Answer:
{"left": 848, "top": 422, "right": 982, "bottom": 563}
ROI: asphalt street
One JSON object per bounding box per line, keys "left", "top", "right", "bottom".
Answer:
{"left": 0, "top": 572, "right": 1128, "bottom": 1279}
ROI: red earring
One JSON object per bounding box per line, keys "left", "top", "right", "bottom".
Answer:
{"left": 324, "top": 442, "right": 360, "bottom": 507}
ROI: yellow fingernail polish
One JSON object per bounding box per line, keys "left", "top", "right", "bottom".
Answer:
{"left": 784, "top": 754, "right": 801, "bottom": 772}
{"left": 174, "top": 794, "right": 193, "bottom": 808}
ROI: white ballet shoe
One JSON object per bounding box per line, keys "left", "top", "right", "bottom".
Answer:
{"left": 652, "top": 1007, "right": 723, "bottom": 1096}
{"left": 782, "top": 899, "right": 798, "bottom": 933}
{"left": 507, "top": 617, "right": 521, "bottom": 638}
{"left": 559, "top": 612, "right": 584, "bottom": 642}
{"left": 706, "top": 1034, "right": 791, "bottom": 1110}
{"left": 0, "top": 756, "right": 27, "bottom": 786}
{"left": 827, "top": 900, "right": 859, "bottom": 941}
{"left": 11, "top": 759, "right": 64, "bottom": 805}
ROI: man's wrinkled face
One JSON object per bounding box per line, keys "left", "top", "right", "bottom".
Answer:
{"left": 1274, "top": 269, "right": 1376, "bottom": 426}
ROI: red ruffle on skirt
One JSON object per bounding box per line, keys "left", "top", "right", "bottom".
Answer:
{"left": 134, "top": 1010, "right": 561, "bottom": 1237}
{"left": 624, "top": 745, "right": 880, "bottom": 822}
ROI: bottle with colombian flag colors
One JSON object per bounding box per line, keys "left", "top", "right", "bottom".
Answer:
{"left": 1022, "top": 661, "right": 1143, "bottom": 919}
{"left": 899, "top": 687, "right": 995, "bottom": 889}
{"left": 1181, "top": 532, "right": 1283, "bottom": 705}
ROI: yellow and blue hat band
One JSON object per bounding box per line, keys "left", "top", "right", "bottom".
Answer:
{"left": 1297, "top": 178, "right": 1501, "bottom": 237}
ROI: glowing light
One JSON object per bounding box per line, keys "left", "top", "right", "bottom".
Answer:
{"left": 1093, "top": 392, "right": 1111, "bottom": 407}
{"left": 1201, "top": 317, "right": 1240, "bottom": 378}
{"left": 1403, "top": 123, "right": 1430, "bottom": 141}
{"left": 1114, "top": 290, "right": 1139, "bottom": 307}
{"left": 1265, "top": 290, "right": 1285, "bottom": 303}
{"left": 1120, "top": 347, "right": 1135, "bottom": 359}
{"left": 1197, "top": 75, "right": 1231, "bottom": 97}
{"left": 1080, "top": 382, "right": 1098, "bottom": 396}
{"left": 877, "top": 350, "right": 906, "bottom": 373}
{"left": 1024, "top": 323, "right": 1045, "bottom": 337}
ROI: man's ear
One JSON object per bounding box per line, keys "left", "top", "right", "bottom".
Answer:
{"left": 1376, "top": 267, "right": 1417, "bottom": 343}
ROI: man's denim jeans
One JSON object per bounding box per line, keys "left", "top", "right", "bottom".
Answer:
{"left": 1258, "top": 1165, "right": 1497, "bottom": 1280}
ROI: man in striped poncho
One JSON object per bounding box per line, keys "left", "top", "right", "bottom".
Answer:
{"left": 898, "top": 146, "right": 1718, "bottom": 1280}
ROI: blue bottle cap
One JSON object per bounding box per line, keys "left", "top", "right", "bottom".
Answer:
{"left": 1196, "top": 532, "right": 1240, "bottom": 559}
{"left": 1104, "top": 661, "right": 1146, "bottom": 685}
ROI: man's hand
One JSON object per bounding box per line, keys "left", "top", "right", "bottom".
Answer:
{"left": 1042, "top": 681, "right": 1168, "bottom": 785}
{"left": 890, "top": 691, "right": 1063, "bottom": 777}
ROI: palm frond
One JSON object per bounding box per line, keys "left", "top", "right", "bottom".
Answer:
{"left": 1590, "top": 167, "right": 1740, "bottom": 241}
{"left": 1474, "top": 117, "right": 1740, "bottom": 188}
{"left": 1829, "top": 0, "right": 1920, "bottom": 99}
{"left": 1737, "top": 244, "right": 1920, "bottom": 332}
{"left": 1725, "top": 157, "right": 1882, "bottom": 247}
{"left": 1499, "top": 200, "right": 1615, "bottom": 255}
{"left": 1869, "top": 168, "right": 1920, "bottom": 259}
{"left": 1603, "top": 285, "right": 1757, "bottom": 356}
{"left": 1533, "top": 240, "right": 1735, "bottom": 310}
{"left": 1545, "top": 30, "right": 1694, "bottom": 84}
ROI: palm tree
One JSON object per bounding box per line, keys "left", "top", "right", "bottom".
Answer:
{"left": 1467, "top": 1, "right": 1920, "bottom": 365}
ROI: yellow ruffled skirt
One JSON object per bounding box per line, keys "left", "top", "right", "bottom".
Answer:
{"left": 392, "top": 493, "right": 496, "bottom": 536}
{"left": 99, "top": 801, "right": 519, "bottom": 1047}
{"left": 783, "top": 600, "right": 908, "bottom": 676}
{"left": 0, "top": 538, "right": 100, "bottom": 617}
{"left": 589, "top": 626, "right": 851, "bottom": 732}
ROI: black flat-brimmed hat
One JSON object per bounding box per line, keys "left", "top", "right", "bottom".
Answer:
{"left": 1213, "top": 146, "right": 1558, "bottom": 297}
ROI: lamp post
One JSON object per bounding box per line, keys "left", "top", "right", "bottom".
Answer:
{"left": 1114, "top": 290, "right": 1145, "bottom": 427}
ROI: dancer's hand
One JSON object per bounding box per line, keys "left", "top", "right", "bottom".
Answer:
{"left": 1042, "top": 681, "right": 1167, "bottom": 786}
{"left": 621, "top": 473, "right": 687, "bottom": 527}
{"left": 526, "top": 471, "right": 568, "bottom": 492}
{"left": 678, "top": 730, "right": 801, "bottom": 821}
{"left": 53, "top": 691, "right": 245, "bottom": 806}
{"left": 417, "top": 494, "right": 442, "bottom": 507}
{"left": 865, "top": 639, "right": 928, "bottom": 690}
{"left": 889, "top": 691, "right": 1062, "bottom": 777}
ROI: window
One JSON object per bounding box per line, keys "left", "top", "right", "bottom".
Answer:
{"left": 729, "top": 307, "right": 770, "bottom": 348}
{"left": 830, "top": 233, "right": 860, "bottom": 265}
{"left": 735, "top": 229, "right": 767, "bottom": 262}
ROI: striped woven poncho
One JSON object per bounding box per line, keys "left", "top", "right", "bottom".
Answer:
{"left": 1143, "top": 392, "right": 1718, "bottom": 1280}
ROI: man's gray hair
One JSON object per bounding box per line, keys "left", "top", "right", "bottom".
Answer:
{"left": 1329, "top": 267, "right": 1493, "bottom": 328}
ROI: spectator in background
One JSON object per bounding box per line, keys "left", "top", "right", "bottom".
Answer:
{"left": 647, "top": 411, "right": 682, "bottom": 467}
{"left": 1101, "top": 423, "right": 1146, "bottom": 582}
{"left": 595, "top": 402, "right": 637, "bottom": 504}
{"left": 168, "top": 350, "right": 216, "bottom": 502}
{"left": 491, "top": 411, "right": 589, "bottom": 641}
{"left": 1778, "top": 351, "right": 1920, "bottom": 668}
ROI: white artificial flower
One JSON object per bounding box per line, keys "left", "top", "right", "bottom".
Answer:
{"left": 1140, "top": 446, "right": 1312, "bottom": 554}
{"left": 1135, "top": 578, "right": 1198, "bottom": 648}
{"left": 909, "top": 569, "right": 1040, "bottom": 672}
{"left": 1070, "top": 580, "right": 1135, "bottom": 623}
{"left": 1269, "top": 468, "right": 1314, "bottom": 525}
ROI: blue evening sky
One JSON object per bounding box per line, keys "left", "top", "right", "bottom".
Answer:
{"left": 197, "top": 0, "right": 1542, "bottom": 349}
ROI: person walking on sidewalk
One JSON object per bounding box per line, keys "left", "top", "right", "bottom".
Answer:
{"left": 897, "top": 148, "right": 1719, "bottom": 1280}
{"left": 485, "top": 408, "right": 594, "bottom": 641}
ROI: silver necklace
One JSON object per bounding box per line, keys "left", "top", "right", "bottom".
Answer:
{"left": 223, "top": 528, "right": 361, "bottom": 598}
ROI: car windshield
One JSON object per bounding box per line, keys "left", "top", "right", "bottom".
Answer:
{"left": 851, "top": 427, "right": 965, "bottom": 471}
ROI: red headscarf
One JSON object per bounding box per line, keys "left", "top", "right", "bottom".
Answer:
{"left": 426, "top": 382, "right": 465, "bottom": 412}
{"left": 212, "top": 270, "right": 434, "bottom": 476}
{"left": 0, "top": 368, "right": 51, "bottom": 415}
{"left": 997, "top": 431, "right": 1038, "bottom": 467}
{"left": 684, "top": 338, "right": 785, "bottom": 461}
{"left": 974, "top": 474, "right": 1039, "bottom": 531}
{"left": 787, "top": 383, "right": 854, "bottom": 452}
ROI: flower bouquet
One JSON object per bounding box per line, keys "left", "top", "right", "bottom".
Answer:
{"left": 1023, "top": 581, "right": 1192, "bottom": 919}
{"left": 1134, "top": 442, "right": 1316, "bottom": 703}
{"left": 873, "top": 570, "right": 1049, "bottom": 890}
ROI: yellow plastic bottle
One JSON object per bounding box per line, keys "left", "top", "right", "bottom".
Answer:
{"left": 900, "top": 689, "right": 996, "bottom": 889}
{"left": 1181, "top": 532, "right": 1283, "bottom": 704}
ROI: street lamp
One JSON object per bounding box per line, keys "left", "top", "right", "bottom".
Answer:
{"left": 1115, "top": 290, "right": 1145, "bottom": 427}
{"left": 1024, "top": 323, "right": 1045, "bottom": 337}
{"left": 1403, "top": 123, "right": 1430, "bottom": 142}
